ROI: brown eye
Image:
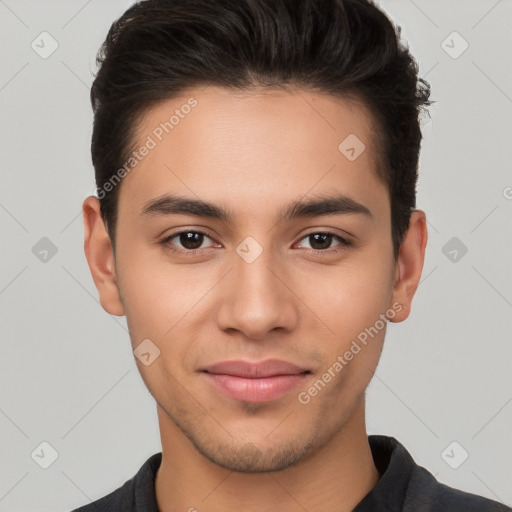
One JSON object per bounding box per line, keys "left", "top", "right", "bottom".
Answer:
{"left": 161, "top": 230, "right": 217, "bottom": 254}
{"left": 175, "top": 231, "right": 206, "bottom": 250}
{"left": 296, "top": 232, "right": 351, "bottom": 253}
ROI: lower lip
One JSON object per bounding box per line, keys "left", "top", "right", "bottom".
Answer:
{"left": 202, "top": 372, "right": 309, "bottom": 403}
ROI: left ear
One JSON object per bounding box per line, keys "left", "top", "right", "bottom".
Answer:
{"left": 389, "top": 209, "right": 428, "bottom": 323}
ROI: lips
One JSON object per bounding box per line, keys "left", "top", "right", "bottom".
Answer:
{"left": 200, "top": 359, "right": 311, "bottom": 403}
{"left": 202, "top": 359, "right": 309, "bottom": 378}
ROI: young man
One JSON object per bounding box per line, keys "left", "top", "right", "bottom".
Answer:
{"left": 75, "top": 0, "right": 510, "bottom": 510}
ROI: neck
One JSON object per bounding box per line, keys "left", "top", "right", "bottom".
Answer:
{"left": 155, "top": 400, "right": 380, "bottom": 512}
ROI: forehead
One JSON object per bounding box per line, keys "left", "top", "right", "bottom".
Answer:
{"left": 118, "top": 85, "right": 388, "bottom": 224}
{"left": 134, "top": 85, "right": 380, "bottom": 163}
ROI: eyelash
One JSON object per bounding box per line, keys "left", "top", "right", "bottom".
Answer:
{"left": 159, "top": 229, "right": 352, "bottom": 256}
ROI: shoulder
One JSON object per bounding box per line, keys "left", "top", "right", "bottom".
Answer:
{"left": 405, "top": 465, "right": 511, "bottom": 512}
{"left": 68, "top": 452, "right": 162, "bottom": 512}
{"left": 69, "top": 479, "right": 131, "bottom": 511}
{"left": 366, "top": 435, "right": 510, "bottom": 512}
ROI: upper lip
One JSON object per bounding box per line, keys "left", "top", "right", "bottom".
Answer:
{"left": 201, "top": 359, "right": 310, "bottom": 378}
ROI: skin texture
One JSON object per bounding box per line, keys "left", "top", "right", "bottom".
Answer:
{"left": 83, "top": 86, "right": 427, "bottom": 512}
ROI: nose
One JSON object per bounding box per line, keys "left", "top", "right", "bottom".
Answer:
{"left": 215, "top": 247, "right": 299, "bottom": 341}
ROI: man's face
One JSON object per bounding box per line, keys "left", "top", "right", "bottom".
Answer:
{"left": 101, "top": 86, "right": 400, "bottom": 472}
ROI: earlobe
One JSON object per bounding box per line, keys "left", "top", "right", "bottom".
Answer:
{"left": 389, "top": 210, "right": 428, "bottom": 323}
{"left": 82, "top": 196, "right": 125, "bottom": 316}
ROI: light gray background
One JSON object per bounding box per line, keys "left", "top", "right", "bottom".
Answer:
{"left": 0, "top": 1, "right": 511, "bottom": 511}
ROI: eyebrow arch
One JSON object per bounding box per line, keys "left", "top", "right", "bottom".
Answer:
{"left": 140, "top": 193, "right": 373, "bottom": 223}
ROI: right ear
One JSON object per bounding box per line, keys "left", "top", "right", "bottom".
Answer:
{"left": 82, "top": 196, "right": 125, "bottom": 316}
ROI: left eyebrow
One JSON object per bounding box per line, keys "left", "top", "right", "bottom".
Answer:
{"left": 140, "top": 193, "right": 373, "bottom": 222}
{"left": 279, "top": 193, "right": 373, "bottom": 222}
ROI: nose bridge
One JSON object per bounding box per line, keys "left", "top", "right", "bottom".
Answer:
{"left": 215, "top": 240, "right": 298, "bottom": 338}
{"left": 236, "top": 245, "right": 279, "bottom": 302}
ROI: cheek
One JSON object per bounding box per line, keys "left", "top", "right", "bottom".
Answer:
{"left": 115, "top": 246, "right": 178, "bottom": 341}
{"left": 306, "top": 255, "right": 393, "bottom": 334}
{"left": 116, "top": 250, "right": 217, "bottom": 357}
{"left": 300, "top": 248, "right": 393, "bottom": 387}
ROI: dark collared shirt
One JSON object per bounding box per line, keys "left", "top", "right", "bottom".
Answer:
{"left": 70, "top": 435, "right": 511, "bottom": 511}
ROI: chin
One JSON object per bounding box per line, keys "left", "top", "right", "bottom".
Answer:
{"left": 196, "top": 438, "right": 314, "bottom": 473}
